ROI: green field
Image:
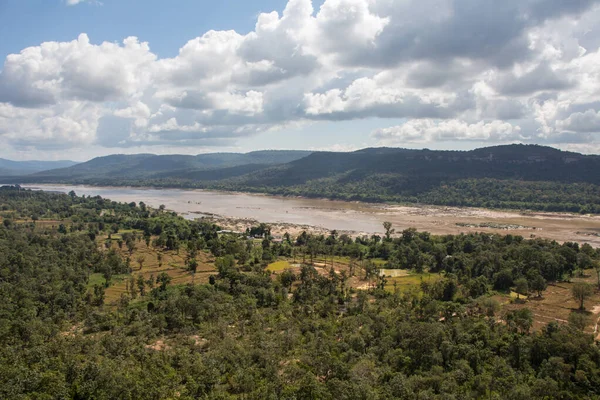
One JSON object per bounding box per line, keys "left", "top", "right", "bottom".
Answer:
{"left": 266, "top": 260, "right": 292, "bottom": 272}
{"left": 384, "top": 272, "right": 442, "bottom": 292}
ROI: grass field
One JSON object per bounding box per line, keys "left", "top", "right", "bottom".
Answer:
{"left": 266, "top": 260, "right": 293, "bottom": 272}
{"left": 383, "top": 272, "right": 442, "bottom": 292}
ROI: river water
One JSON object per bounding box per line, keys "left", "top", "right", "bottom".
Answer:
{"left": 16, "top": 184, "right": 600, "bottom": 244}
{"left": 21, "top": 184, "right": 389, "bottom": 233}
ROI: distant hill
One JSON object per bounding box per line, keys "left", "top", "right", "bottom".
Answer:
{"left": 208, "top": 144, "right": 600, "bottom": 213}
{"left": 223, "top": 144, "right": 599, "bottom": 188}
{"left": 6, "top": 144, "right": 600, "bottom": 212}
{"left": 19, "top": 150, "right": 312, "bottom": 181}
{"left": 0, "top": 158, "right": 78, "bottom": 176}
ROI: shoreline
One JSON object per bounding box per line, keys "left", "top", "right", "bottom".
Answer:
{"left": 15, "top": 183, "right": 600, "bottom": 246}
{"left": 14, "top": 181, "right": 595, "bottom": 219}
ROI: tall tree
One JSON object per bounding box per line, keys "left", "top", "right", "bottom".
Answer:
{"left": 572, "top": 282, "right": 593, "bottom": 310}
{"left": 383, "top": 221, "right": 395, "bottom": 241}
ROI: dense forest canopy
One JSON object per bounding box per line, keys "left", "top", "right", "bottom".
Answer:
{"left": 1, "top": 186, "right": 600, "bottom": 399}
{"left": 5, "top": 144, "right": 600, "bottom": 213}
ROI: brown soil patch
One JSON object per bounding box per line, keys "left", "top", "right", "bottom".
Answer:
{"left": 100, "top": 235, "right": 216, "bottom": 305}
{"left": 504, "top": 272, "right": 600, "bottom": 334}
{"left": 145, "top": 339, "right": 170, "bottom": 351}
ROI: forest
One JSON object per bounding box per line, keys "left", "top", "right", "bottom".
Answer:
{"left": 1, "top": 186, "right": 600, "bottom": 399}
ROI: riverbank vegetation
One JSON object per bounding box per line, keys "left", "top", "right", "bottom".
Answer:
{"left": 1, "top": 186, "right": 600, "bottom": 399}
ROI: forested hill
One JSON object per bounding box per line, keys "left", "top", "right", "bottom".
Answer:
{"left": 7, "top": 144, "right": 600, "bottom": 212}
{"left": 0, "top": 158, "right": 77, "bottom": 176}
{"left": 230, "top": 144, "right": 599, "bottom": 187}
{"left": 213, "top": 144, "right": 600, "bottom": 213}
{"left": 18, "top": 150, "right": 312, "bottom": 181}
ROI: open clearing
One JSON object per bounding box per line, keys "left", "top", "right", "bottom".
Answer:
{"left": 97, "top": 232, "right": 216, "bottom": 305}
{"left": 503, "top": 270, "right": 600, "bottom": 337}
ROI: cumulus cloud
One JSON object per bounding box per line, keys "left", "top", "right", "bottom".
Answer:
{"left": 372, "top": 119, "right": 523, "bottom": 144}
{"left": 0, "top": 34, "right": 155, "bottom": 107}
{"left": 493, "top": 62, "right": 574, "bottom": 95}
{"left": 1, "top": 0, "right": 600, "bottom": 157}
{"left": 558, "top": 109, "right": 600, "bottom": 132}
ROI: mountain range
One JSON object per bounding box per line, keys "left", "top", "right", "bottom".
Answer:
{"left": 21, "top": 150, "right": 311, "bottom": 181}
{"left": 0, "top": 158, "right": 78, "bottom": 176}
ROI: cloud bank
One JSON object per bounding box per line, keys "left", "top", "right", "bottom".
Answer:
{"left": 2, "top": 0, "right": 600, "bottom": 156}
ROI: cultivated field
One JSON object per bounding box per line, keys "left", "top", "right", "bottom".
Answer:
{"left": 503, "top": 270, "right": 600, "bottom": 338}
{"left": 98, "top": 231, "right": 216, "bottom": 304}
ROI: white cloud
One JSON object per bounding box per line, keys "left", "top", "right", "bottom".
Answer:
{"left": 0, "top": 34, "right": 155, "bottom": 106}
{"left": 372, "top": 120, "right": 523, "bottom": 143}
{"left": 2, "top": 0, "right": 600, "bottom": 158}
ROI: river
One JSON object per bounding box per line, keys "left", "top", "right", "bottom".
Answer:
{"left": 21, "top": 184, "right": 389, "bottom": 233}
{"left": 17, "top": 184, "right": 600, "bottom": 245}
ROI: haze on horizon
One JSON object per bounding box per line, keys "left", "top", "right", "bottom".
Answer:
{"left": 1, "top": 0, "right": 600, "bottom": 161}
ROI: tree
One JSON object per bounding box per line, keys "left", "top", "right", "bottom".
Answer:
{"left": 493, "top": 269, "right": 513, "bottom": 291}
{"left": 383, "top": 221, "right": 395, "bottom": 241}
{"left": 126, "top": 239, "right": 136, "bottom": 256}
{"left": 188, "top": 258, "right": 198, "bottom": 273}
{"left": 505, "top": 308, "right": 533, "bottom": 333}
{"left": 136, "top": 275, "right": 146, "bottom": 296}
{"left": 146, "top": 274, "right": 155, "bottom": 290}
{"left": 102, "top": 265, "right": 112, "bottom": 286}
{"left": 93, "top": 284, "right": 105, "bottom": 306}
{"left": 216, "top": 255, "right": 236, "bottom": 279}
{"left": 364, "top": 260, "right": 379, "bottom": 288}
{"left": 158, "top": 272, "right": 171, "bottom": 291}
{"left": 530, "top": 274, "right": 547, "bottom": 297}
{"left": 572, "top": 282, "right": 593, "bottom": 310}
{"left": 279, "top": 269, "right": 296, "bottom": 291}
{"left": 136, "top": 255, "right": 145, "bottom": 271}
{"left": 478, "top": 297, "right": 500, "bottom": 317}
{"left": 129, "top": 276, "right": 137, "bottom": 299}
{"left": 595, "top": 261, "right": 600, "bottom": 289}
{"left": 568, "top": 311, "right": 589, "bottom": 331}
{"left": 514, "top": 278, "right": 529, "bottom": 299}
{"left": 157, "top": 253, "right": 163, "bottom": 268}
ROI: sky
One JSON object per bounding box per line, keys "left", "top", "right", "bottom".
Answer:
{"left": 1, "top": 0, "right": 600, "bottom": 161}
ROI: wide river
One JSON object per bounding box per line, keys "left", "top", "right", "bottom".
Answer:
{"left": 19, "top": 184, "right": 600, "bottom": 245}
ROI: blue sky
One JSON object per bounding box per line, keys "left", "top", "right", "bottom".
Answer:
{"left": 1, "top": 0, "right": 600, "bottom": 160}
{"left": 0, "top": 1, "right": 300, "bottom": 58}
